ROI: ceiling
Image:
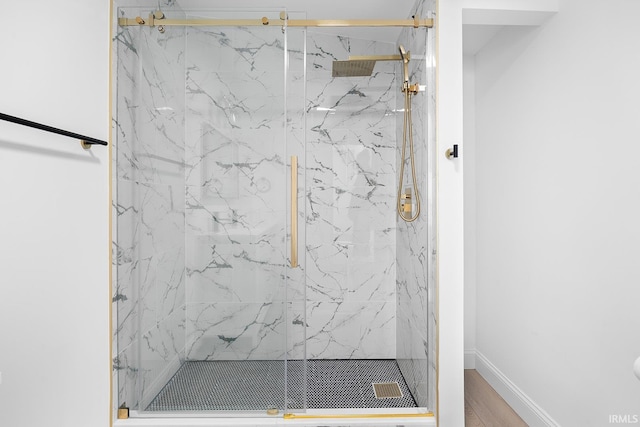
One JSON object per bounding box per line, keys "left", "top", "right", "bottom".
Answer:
{"left": 463, "top": 25, "right": 503, "bottom": 55}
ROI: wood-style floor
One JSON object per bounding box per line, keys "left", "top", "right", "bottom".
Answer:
{"left": 465, "top": 369, "right": 528, "bottom": 427}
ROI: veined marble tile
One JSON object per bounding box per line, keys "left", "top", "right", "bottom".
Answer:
{"left": 133, "top": 245, "right": 187, "bottom": 340}
{"left": 115, "top": 181, "right": 184, "bottom": 274}
{"left": 306, "top": 192, "right": 395, "bottom": 248}
{"left": 185, "top": 189, "right": 286, "bottom": 240}
{"left": 115, "top": 339, "right": 139, "bottom": 410}
{"left": 186, "top": 302, "right": 287, "bottom": 360}
{"left": 114, "top": 24, "right": 140, "bottom": 184}
{"left": 130, "top": 181, "right": 185, "bottom": 260}
{"left": 185, "top": 202, "right": 286, "bottom": 246}
{"left": 185, "top": 234, "right": 235, "bottom": 304}
{"left": 115, "top": 260, "right": 137, "bottom": 354}
{"left": 186, "top": 70, "right": 284, "bottom": 128}
{"left": 186, "top": 26, "right": 285, "bottom": 74}
{"left": 139, "top": 306, "right": 186, "bottom": 404}
{"left": 306, "top": 241, "right": 395, "bottom": 303}
{"left": 285, "top": 269, "right": 306, "bottom": 303}
{"left": 156, "top": 248, "right": 186, "bottom": 320}
{"left": 183, "top": 26, "right": 286, "bottom": 164}
{"left": 305, "top": 301, "right": 395, "bottom": 359}
{"left": 287, "top": 300, "right": 306, "bottom": 360}
{"left": 286, "top": 28, "right": 307, "bottom": 159}
{"left": 307, "top": 143, "right": 396, "bottom": 190}
{"left": 305, "top": 243, "right": 348, "bottom": 301}
{"left": 184, "top": 134, "right": 286, "bottom": 205}
{"left": 114, "top": 179, "right": 136, "bottom": 266}
{"left": 185, "top": 234, "right": 286, "bottom": 304}
{"left": 395, "top": 0, "right": 436, "bottom": 409}
{"left": 137, "top": 254, "right": 161, "bottom": 335}
{"left": 344, "top": 258, "right": 396, "bottom": 302}
{"left": 115, "top": 20, "right": 186, "bottom": 186}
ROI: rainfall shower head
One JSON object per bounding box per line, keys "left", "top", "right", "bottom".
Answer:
{"left": 332, "top": 60, "right": 377, "bottom": 77}
{"left": 331, "top": 50, "right": 410, "bottom": 78}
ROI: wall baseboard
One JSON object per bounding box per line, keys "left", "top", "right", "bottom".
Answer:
{"left": 469, "top": 350, "right": 561, "bottom": 427}
{"left": 464, "top": 349, "right": 477, "bottom": 369}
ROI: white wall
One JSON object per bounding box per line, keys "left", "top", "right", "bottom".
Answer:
{"left": 434, "top": 0, "right": 466, "bottom": 425}
{"left": 473, "top": 0, "right": 640, "bottom": 425}
{"left": 462, "top": 54, "right": 476, "bottom": 369}
{"left": 0, "top": 1, "right": 110, "bottom": 427}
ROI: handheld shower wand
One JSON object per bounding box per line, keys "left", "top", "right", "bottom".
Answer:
{"left": 399, "top": 45, "right": 410, "bottom": 88}
{"left": 397, "top": 44, "right": 421, "bottom": 222}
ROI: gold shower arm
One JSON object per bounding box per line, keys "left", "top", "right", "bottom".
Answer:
{"left": 348, "top": 54, "right": 410, "bottom": 62}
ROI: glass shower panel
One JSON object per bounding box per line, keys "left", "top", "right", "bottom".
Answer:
{"left": 303, "top": 32, "right": 399, "bottom": 361}
{"left": 113, "top": 4, "right": 302, "bottom": 414}
{"left": 182, "top": 13, "right": 291, "bottom": 412}
{"left": 284, "top": 23, "right": 309, "bottom": 412}
{"left": 113, "top": 4, "right": 188, "bottom": 413}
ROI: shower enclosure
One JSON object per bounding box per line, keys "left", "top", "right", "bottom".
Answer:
{"left": 112, "top": 0, "right": 436, "bottom": 419}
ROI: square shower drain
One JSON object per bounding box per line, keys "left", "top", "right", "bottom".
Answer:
{"left": 372, "top": 382, "right": 403, "bottom": 399}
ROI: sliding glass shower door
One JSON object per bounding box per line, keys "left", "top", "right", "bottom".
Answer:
{"left": 113, "top": 6, "right": 307, "bottom": 414}
{"left": 180, "top": 12, "right": 304, "bottom": 413}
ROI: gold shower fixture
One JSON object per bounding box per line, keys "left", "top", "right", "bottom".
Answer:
{"left": 332, "top": 45, "right": 422, "bottom": 222}
{"left": 332, "top": 53, "right": 410, "bottom": 77}
{"left": 396, "top": 44, "right": 421, "bottom": 222}
{"left": 401, "top": 188, "right": 413, "bottom": 216}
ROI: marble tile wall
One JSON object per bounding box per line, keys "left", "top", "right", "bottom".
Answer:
{"left": 112, "top": 2, "right": 187, "bottom": 410}
{"left": 303, "top": 32, "right": 399, "bottom": 360}
{"left": 395, "top": 0, "right": 437, "bottom": 410}
{"left": 180, "top": 27, "right": 400, "bottom": 362}
{"left": 183, "top": 25, "right": 290, "bottom": 361}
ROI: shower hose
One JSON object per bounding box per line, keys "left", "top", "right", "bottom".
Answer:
{"left": 397, "top": 88, "right": 421, "bottom": 222}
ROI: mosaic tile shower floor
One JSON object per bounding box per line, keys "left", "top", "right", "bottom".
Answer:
{"left": 146, "top": 359, "right": 417, "bottom": 411}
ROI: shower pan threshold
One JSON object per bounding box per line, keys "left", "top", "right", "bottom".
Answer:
{"left": 115, "top": 410, "right": 435, "bottom": 427}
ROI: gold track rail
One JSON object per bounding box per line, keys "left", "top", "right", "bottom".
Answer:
{"left": 118, "top": 16, "right": 433, "bottom": 29}
{"left": 283, "top": 412, "right": 435, "bottom": 420}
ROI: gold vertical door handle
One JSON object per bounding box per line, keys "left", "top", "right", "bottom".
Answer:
{"left": 291, "top": 156, "right": 298, "bottom": 268}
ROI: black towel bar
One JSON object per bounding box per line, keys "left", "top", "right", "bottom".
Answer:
{"left": 0, "top": 112, "right": 108, "bottom": 148}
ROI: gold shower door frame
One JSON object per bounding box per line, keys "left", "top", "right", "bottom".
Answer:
{"left": 109, "top": 4, "right": 436, "bottom": 423}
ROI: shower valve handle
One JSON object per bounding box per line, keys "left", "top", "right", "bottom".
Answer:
{"left": 402, "top": 82, "right": 420, "bottom": 95}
